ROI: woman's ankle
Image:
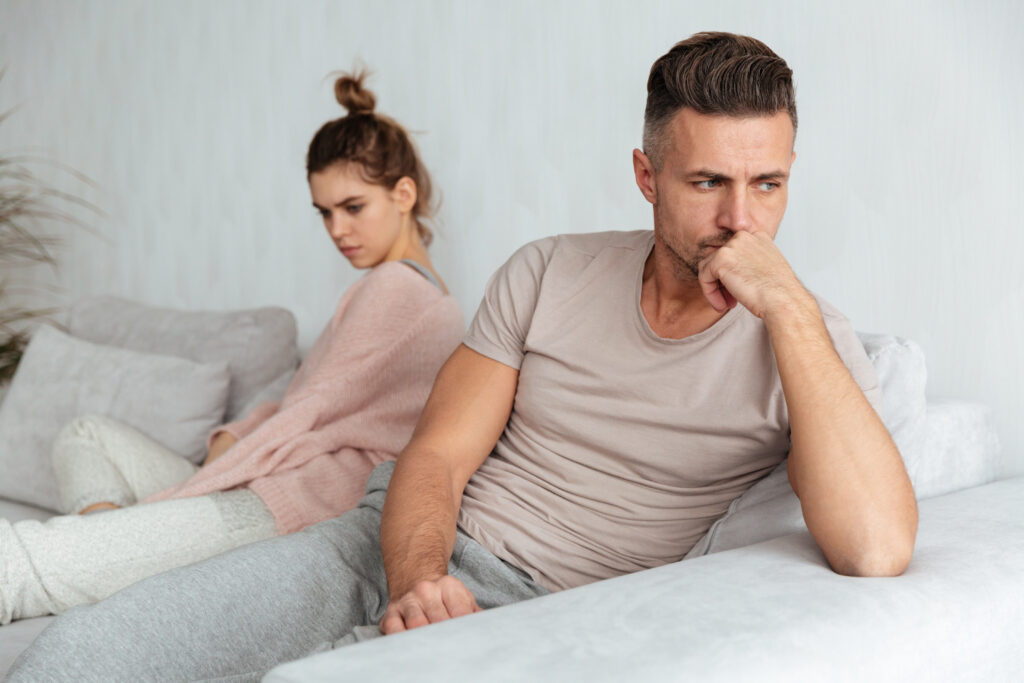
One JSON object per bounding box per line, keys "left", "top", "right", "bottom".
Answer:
{"left": 79, "top": 502, "right": 121, "bottom": 515}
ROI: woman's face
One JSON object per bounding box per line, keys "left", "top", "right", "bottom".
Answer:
{"left": 309, "top": 163, "right": 414, "bottom": 269}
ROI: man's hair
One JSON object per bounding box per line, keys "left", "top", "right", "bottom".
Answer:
{"left": 643, "top": 32, "right": 797, "bottom": 169}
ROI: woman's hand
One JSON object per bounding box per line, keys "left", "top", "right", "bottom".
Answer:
{"left": 203, "top": 431, "right": 238, "bottom": 466}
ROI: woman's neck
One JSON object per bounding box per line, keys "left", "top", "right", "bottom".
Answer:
{"left": 385, "top": 224, "right": 448, "bottom": 294}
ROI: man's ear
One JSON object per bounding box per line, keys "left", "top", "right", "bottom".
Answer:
{"left": 632, "top": 149, "right": 657, "bottom": 204}
{"left": 392, "top": 176, "right": 418, "bottom": 214}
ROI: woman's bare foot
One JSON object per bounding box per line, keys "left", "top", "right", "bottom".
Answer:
{"left": 79, "top": 502, "right": 121, "bottom": 514}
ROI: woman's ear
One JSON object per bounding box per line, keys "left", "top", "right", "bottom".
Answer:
{"left": 392, "top": 176, "right": 418, "bottom": 214}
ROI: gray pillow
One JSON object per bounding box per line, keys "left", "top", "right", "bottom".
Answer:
{"left": 0, "top": 325, "right": 230, "bottom": 511}
{"left": 232, "top": 367, "right": 296, "bottom": 420}
{"left": 684, "top": 332, "right": 929, "bottom": 560}
{"left": 67, "top": 297, "right": 299, "bottom": 422}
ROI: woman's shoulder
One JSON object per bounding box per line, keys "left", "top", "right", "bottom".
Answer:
{"left": 360, "top": 260, "right": 443, "bottom": 293}
{"left": 332, "top": 262, "right": 462, "bottom": 339}
{"left": 342, "top": 261, "right": 455, "bottom": 319}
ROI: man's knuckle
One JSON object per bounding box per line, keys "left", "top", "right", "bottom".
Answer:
{"left": 412, "top": 580, "right": 436, "bottom": 596}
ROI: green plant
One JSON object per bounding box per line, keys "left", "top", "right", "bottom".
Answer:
{"left": 0, "top": 68, "right": 99, "bottom": 384}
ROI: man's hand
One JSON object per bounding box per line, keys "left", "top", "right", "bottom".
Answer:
{"left": 697, "top": 230, "right": 808, "bottom": 318}
{"left": 203, "top": 431, "right": 237, "bottom": 466}
{"left": 379, "top": 575, "right": 482, "bottom": 635}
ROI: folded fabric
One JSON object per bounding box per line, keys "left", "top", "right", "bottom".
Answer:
{"left": 0, "top": 326, "right": 230, "bottom": 510}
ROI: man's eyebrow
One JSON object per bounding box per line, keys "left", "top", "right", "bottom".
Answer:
{"left": 687, "top": 169, "right": 729, "bottom": 180}
{"left": 752, "top": 170, "right": 789, "bottom": 182}
{"left": 686, "top": 169, "right": 790, "bottom": 182}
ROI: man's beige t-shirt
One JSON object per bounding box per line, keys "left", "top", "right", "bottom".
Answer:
{"left": 459, "top": 230, "right": 882, "bottom": 593}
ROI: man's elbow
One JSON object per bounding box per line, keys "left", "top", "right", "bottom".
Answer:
{"left": 831, "top": 548, "right": 912, "bottom": 577}
{"left": 828, "top": 524, "right": 918, "bottom": 577}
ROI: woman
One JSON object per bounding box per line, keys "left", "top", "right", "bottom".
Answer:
{"left": 0, "top": 71, "right": 464, "bottom": 624}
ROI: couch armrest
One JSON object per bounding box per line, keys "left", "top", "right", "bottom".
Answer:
{"left": 267, "top": 477, "right": 1024, "bottom": 683}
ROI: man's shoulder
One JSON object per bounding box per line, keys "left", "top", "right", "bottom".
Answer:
{"left": 509, "top": 230, "right": 652, "bottom": 270}
{"left": 544, "top": 229, "right": 653, "bottom": 257}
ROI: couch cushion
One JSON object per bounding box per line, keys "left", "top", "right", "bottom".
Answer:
{"left": 685, "top": 332, "right": 934, "bottom": 559}
{"left": 0, "top": 326, "right": 229, "bottom": 510}
{"left": 67, "top": 297, "right": 299, "bottom": 422}
{"left": 0, "top": 498, "right": 54, "bottom": 522}
{"left": 265, "top": 478, "right": 1024, "bottom": 683}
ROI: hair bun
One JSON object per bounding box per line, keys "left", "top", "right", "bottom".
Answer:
{"left": 334, "top": 69, "right": 376, "bottom": 115}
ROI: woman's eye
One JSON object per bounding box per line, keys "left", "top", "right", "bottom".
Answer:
{"left": 346, "top": 204, "right": 364, "bottom": 214}
{"left": 318, "top": 210, "right": 330, "bottom": 219}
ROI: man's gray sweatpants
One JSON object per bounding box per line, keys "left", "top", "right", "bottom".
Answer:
{"left": 6, "top": 462, "right": 549, "bottom": 682}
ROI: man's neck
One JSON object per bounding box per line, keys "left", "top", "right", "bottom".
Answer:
{"left": 640, "top": 243, "right": 728, "bottom": 340}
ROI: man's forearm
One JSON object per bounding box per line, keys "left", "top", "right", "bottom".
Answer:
{"left": 765, "top": 292, "right": 918, "bottom": 576}
{"left": 380, "top": 448, "right": 461, "bottom": 598}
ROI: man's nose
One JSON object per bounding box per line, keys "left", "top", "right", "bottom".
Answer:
{"left": 717, "top": 188, "right": 753, "bottom": 233}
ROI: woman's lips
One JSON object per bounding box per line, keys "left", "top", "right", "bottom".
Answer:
{"left": 340, "top": 246, "right": 360, "bottom": 257}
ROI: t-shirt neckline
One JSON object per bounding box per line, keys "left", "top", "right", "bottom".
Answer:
{"left": 632, "top": 231, "right": 743, "bottom": 345}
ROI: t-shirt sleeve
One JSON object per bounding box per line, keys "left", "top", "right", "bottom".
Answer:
{"left": 816, "top": 296, "right": 884, "bottom": 416}
{"left": 463, "top": 238, "right": 556, "bottom": 370}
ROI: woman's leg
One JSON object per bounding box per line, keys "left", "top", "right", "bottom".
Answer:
{"left": 0, "top": 488, "right": 275, "bottom": 624}
{"left": 50, "top": 414, "right": 200, "bottom": 514}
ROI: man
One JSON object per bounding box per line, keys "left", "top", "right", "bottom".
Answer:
{"left": 8, "top": 32, "right": 916, "bottom": 681}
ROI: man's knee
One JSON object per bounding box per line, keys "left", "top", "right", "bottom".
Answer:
{"left": 6, "top": 605, "right": 113, "bottom": 681}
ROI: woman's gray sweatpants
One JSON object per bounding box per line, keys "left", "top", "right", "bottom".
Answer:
{"left": 6, "top": 462, "right": 549, "bottom": 683}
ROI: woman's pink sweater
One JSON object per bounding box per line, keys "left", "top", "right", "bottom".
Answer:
{"left": 145, "top": 261, "right": 464, "bottom": 534}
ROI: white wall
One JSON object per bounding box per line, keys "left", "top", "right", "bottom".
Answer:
{"left": 2, "top": 0, "right": 1021, "bottom": 472}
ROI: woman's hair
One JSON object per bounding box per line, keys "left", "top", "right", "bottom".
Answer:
{"left": 306, "top": 69, "right": 435, "bottom": 246}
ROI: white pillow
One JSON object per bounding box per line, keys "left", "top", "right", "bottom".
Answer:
{"left": 0, "top": 325, "right": 230, "bottom": 510}
{"left": 684, "top": 333, "right": 929, "bottom": 560}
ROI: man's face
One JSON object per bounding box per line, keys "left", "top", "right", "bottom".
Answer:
{"left": 636, "top": 108, "right": 796, "bottom": 278}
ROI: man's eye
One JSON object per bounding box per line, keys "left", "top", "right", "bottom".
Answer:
{"left": 757, "top": 182, "right": 779, "bottom": 191}
{"left": 695, "top": 180, "right": 719, "bottom": 190}
{"left": 346, "top": 204, "right": 364, "bottom": 214}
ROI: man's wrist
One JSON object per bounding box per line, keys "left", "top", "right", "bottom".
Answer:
{"left": 387, "top": 571, "right": 449, "bottom": 601}
{"left": 760, "top": 283, "right": 818, "bottom": 329}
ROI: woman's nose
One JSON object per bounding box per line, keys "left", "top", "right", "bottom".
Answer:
{"left": 327, "top": 215, "right": 349, "bottom": 240}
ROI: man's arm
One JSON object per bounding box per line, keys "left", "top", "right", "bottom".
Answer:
{"left": 378, "top": 344, "right": 519, "bottom": 634}
{"left": 700, "top": 231, "right": 918, "bottom": 576}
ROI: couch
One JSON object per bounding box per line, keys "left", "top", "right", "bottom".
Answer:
{"left": 1, "top": 299, "right": 1018, "bottom": 681}
{"left": 0, "top": 297, "right": 300, "bottom": 676}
